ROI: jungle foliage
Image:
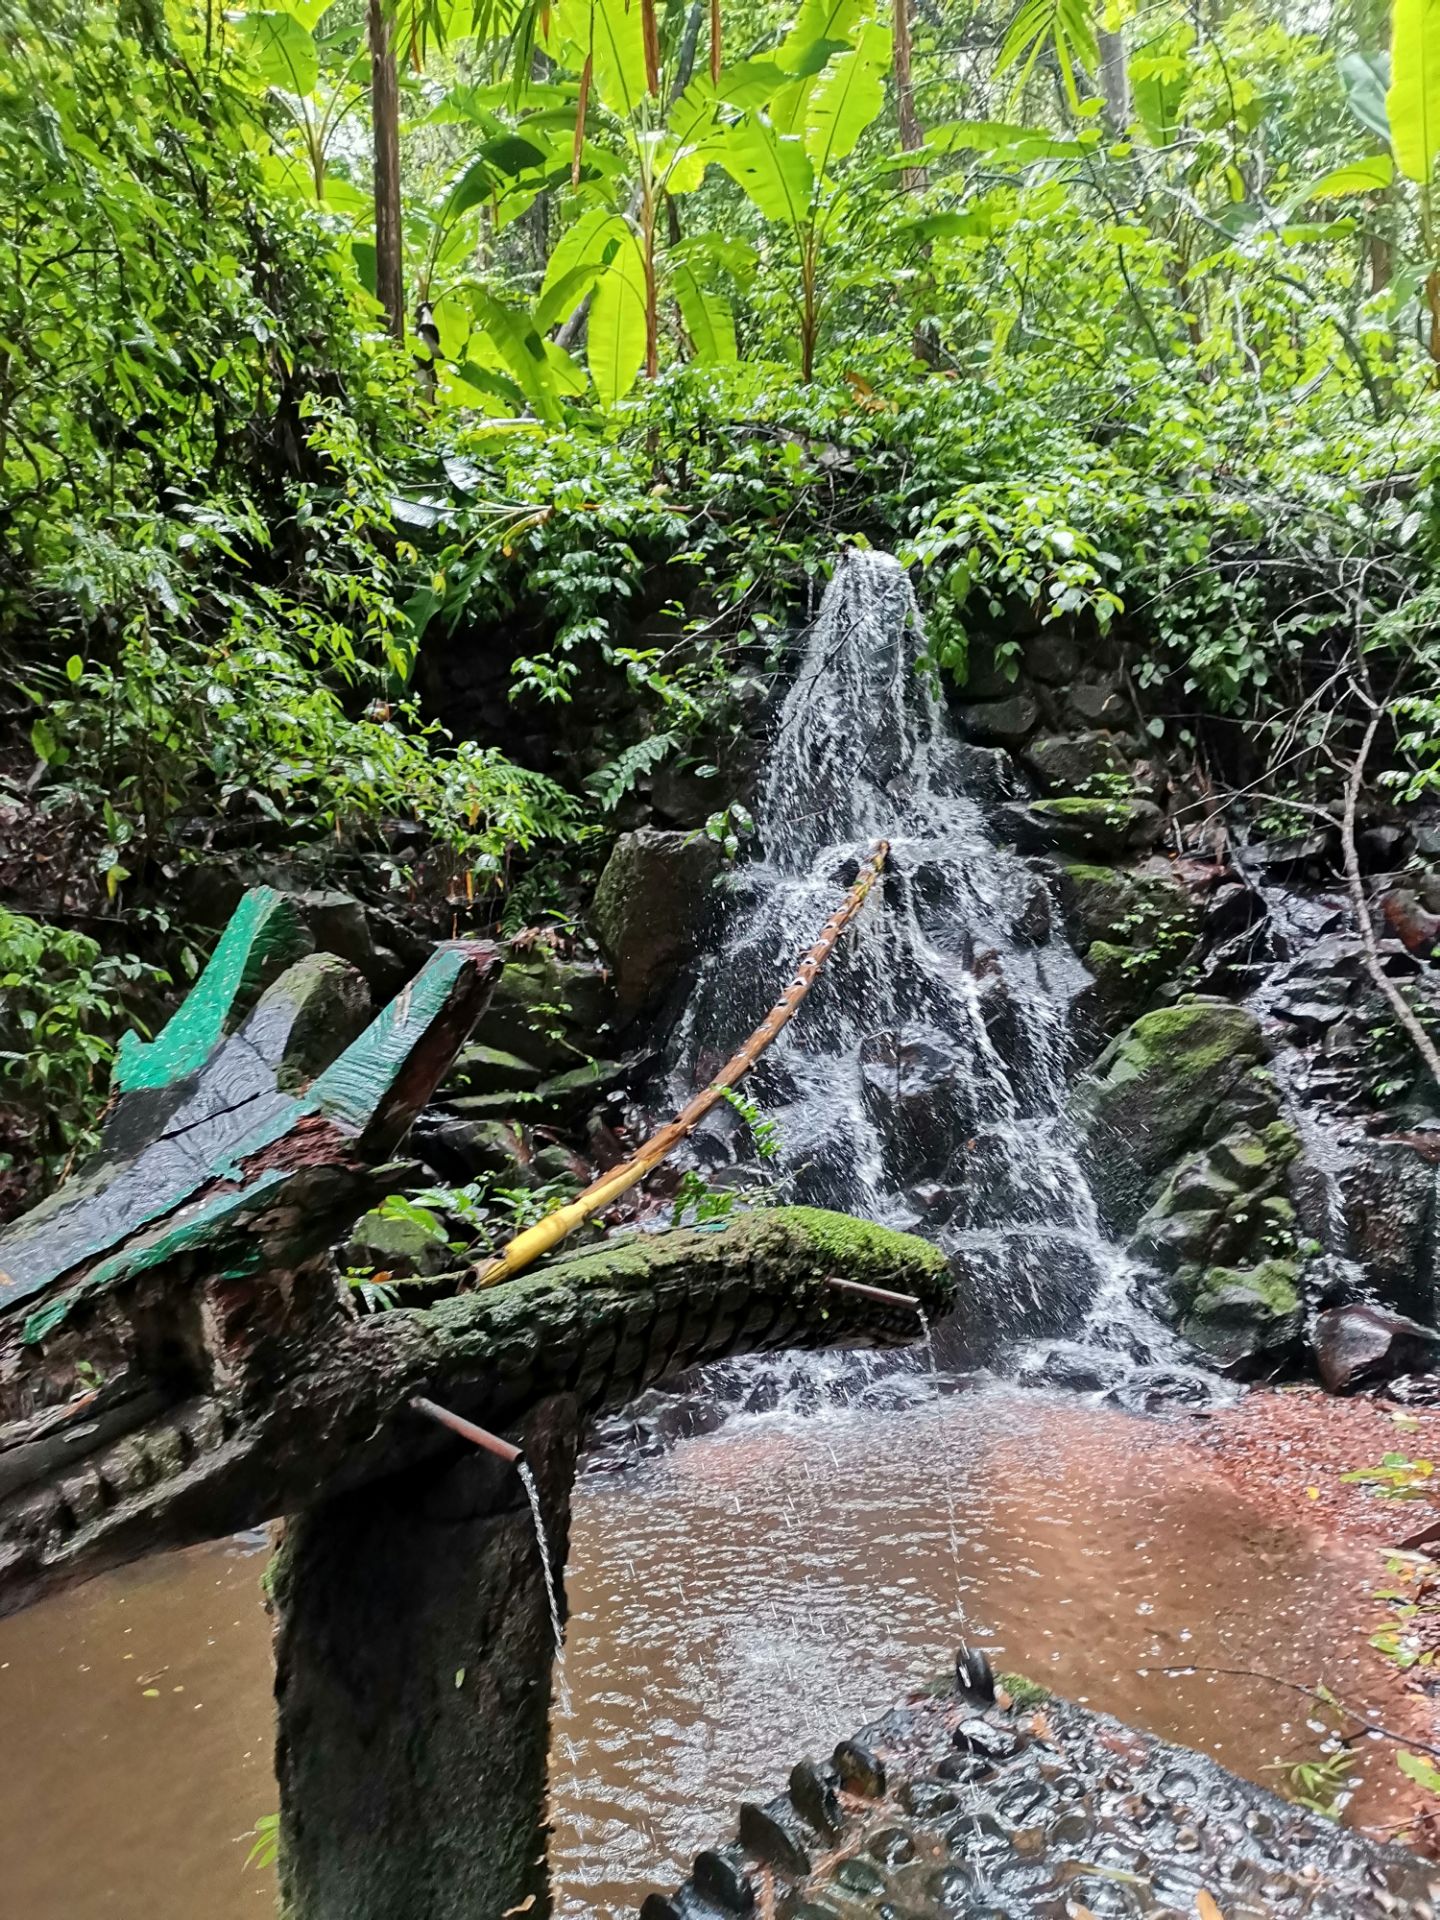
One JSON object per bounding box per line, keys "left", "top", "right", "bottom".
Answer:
{"left": 4, "top": 0, "right": 1440, "bottom": 1174}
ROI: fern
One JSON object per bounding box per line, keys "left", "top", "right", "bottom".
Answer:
{"left": 587, "top": 732, "right": 678, "bottom": 812}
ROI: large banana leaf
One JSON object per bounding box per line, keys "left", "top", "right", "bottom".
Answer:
{"left": 588, "top": 224, "right": 648, "bottom": 404}
{"left": 721, "top": 115, "right": 815, "bottom": 230}
{"left": 995, "top": 0, "right": 1099, "bottom": 109}
{"left": 672, "top": 264, "right": 737, "bottom": 362}
{"left": 469, "top": 289, "right": 563, "bottom": 422}
{"left": 237, "top": 10, "right": 319, "bottom": 93}
{"left": 805, "top": 16, "right": 890, "bottom": 173}
{"left": 550, "top": 0, "right": 648, "bottom": 119}
{"left": 1389, "top": 0, "right": 1440, "bottom": 186}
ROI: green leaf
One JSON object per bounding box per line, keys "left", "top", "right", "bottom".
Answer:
{"left": 1129, "top": 28, "right": 1194, "bottom": 142}
{"left": 1398, "top": 1750, "right": 1440, "bottom": 1792}
{"left": 469, "top": 290, "right": 562, "bottom": 423}
{"left": 804, "top": 16, "right": 890, "bottom": 173}
{"left": 775, "top": 0, "right": 864, "bottom": 74}
{"left": 995, "top": 0, "right": 1099, "bottom": 111}
{"left": 1296, "top": 155, "right": 1394, "bottom": 201}
{"left": 236, "top": 10, "right": 319, "bottom": 94}
{"left": 551, "top": 0, "right": 648, "bottom": 119}
{"left": 1389, "top": 0, "right": 1440, "bottom": 184}
{"left": 720, "top": 117, "right": 815, "bottom": 231}
{"left": 587, "top": 226, "right": 647, "bottom": 405}
{"left": 65, "top": 655, "right": 83, "bottom": 682}
{"left": 1340, "top": 50, "right": 1392, "bottom": 144}
{"left": 672, "top": 264, "right": 736, "bottom": 363}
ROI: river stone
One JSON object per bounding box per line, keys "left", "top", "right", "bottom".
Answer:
{"left": 1313, "top": 1303, "right": 1440, "bottom": 1394}
{"left": 738, "top": 1802, "right": 811, "bottom": 1878}
{"left": 1073, "top": 1001, "right": 1268, "bottom": 1230}
{"left": 956, "top": 691, "right": 1040, "bottom": 746}
{"left": 833, "top": 1739, "right": 886, "bottom": 1798}
{"left": 592, "top": 828, "right": 724, "bottom": 1018}
{"left": 1067, "top": 680, "right": 1128, "bottom": 727}
{"left": 1021, "top": 733, "right": 1128, "bottom": 794}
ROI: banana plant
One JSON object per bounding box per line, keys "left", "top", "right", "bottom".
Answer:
{"left": 531, "top": 0, "right": 739, "bottom": 404}
{"left": 1388, "top": 0, "right": 1440, "bottom": 356}
{"left": 234, "top": 0, "right": 372, "bottom": 207}
{"left": 718, "top": 6, "right": 892, "bottom": 379}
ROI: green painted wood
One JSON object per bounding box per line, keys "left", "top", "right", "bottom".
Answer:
{"left": 0, "top": 935, "right": 499, "bottom": 1329}
{"left": 112, "top": 887, "right": 310, "bottom": 1094}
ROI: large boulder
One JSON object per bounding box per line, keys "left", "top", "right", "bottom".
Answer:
{"left": 1073, "top": 1000, "right": 1268, "bottom": 1230}
{"left": 592, "top": 828, "right": 724, "bottom": 1019}
{"left": 1313, "top": 1303, "right": 1440, "bottom": 1394}
{"left": 1180, "top": 1258, "right": 1304, "bottom": 1373}
{"left": 1021, "top": 733, "right": 1128, "bottom": 794}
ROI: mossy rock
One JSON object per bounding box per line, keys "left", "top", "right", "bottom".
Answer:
{"left": 1021, "top": 733, "right": 1128, "bottom": 795}
{"left": 1182, "top": 1259, "right": 1303, "bottom": 1372}
{"left": 592, "top": 827, "right": 724, "bottom": 1019}
{"left": 1073, "top": 1000, "right": 1268, "bottom": 1232}
{"left": 999, "top": 796, "right": 1164, "bottom": 858}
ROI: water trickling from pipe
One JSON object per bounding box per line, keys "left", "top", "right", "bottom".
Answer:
{"left": 519, "top": 1460, "right": 571, "bottom": 1720}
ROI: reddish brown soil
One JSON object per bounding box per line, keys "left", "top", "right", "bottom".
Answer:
{"left": 1199, "top": 1384, "right": 1440, "bottom": 1851}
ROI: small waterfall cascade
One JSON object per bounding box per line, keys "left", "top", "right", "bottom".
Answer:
{"left": 662, "top": 550, "right": 1160, "bottom": 1365}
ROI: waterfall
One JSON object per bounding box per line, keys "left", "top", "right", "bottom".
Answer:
{"left": 663, "top": 549, "right": 1163, "bottom": 1368}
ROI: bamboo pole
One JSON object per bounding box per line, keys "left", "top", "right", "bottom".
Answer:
{"left": 470, "top": 839, "right": 891, "bottom": 1289}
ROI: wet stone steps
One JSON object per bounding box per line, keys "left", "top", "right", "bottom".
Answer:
{"left": 640, "top": 1665, "right": 1439, "bottom": 1919}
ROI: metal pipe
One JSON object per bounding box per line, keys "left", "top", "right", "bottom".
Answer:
{"left": 409, "top": 1395, "right": 522, "bottom": 1465}
{"left": 822, "top": 1275, "right": 922, "bottom": 1311}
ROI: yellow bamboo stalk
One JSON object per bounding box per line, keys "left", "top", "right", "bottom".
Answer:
{"left": 470, "top": 839, "right": 890, "bottom": 1288}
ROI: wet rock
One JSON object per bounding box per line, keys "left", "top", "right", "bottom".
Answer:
{"left": 956, "top": 692, "right": 1040, "bottom": 747}
{"left": 738, "top": 1803, "right": 812, "bottom": 1878}
{"left": 998, "top": 798, "right": 1164, "bottom": 859}
{"left": 1378, "top": 886, "right": 1440, "bottom": 960}
{"left": 1338, "top": 1142, "right": 1440, "bottom": 1314}
{"left": 650, "top": 758, "right": 724, "bottom": 829}
{"left": 412, "top": 1114, "right": 530, "bottom": 1184}
{"left": 1360, "top": 823, "right": 1409, "bottom": 871}
{"left": 859, "top": 1030, "right": 973, "bottom": 1181}
{"left": 1073, "top": 1001, "right": 1268, "bottom": 1229}
{"left": 342, "top": 1206, "right": 451, "bottom": 1279}
{"left": 789, "top": 1761, "right": 843, "bottom": 1840}
{"left": 445, "top": 1043, "right": 544, "bottom": 1097}
{"left": 1067, "top": 681, "right": 1128, "bottom": 727}
{"left": 953, "top": 1717, "right": 1020, "bottom": 1762}
{"left": 1313, "top": 1303, "right": 1440, "bottom": 1394}
{"left": 473, "top": 951, "right": 614, "bottom": 1068}
{"left": 956, "top": 1646, "right": 997, "bottom": 1705}
{"left": 592, "top": 829, "right": 724, "bottom": 1018}
{"left": 1181, "top": 1259, "right": 1303, "bottom": 1373}
{"left": 1021, "top": 733, "right": 1128, "bottom": 795}
{"left": 1247, "top": 829, "right": 1337, "bottom": 873}
{"left": 833, "top": 1740, "right": 887, "bottom": 1798}
{"left": 693, "top": 1847, "right": 756, "bottom": 1914}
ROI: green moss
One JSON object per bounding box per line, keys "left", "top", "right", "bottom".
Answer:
{"left": 999, "top": 1671, "right": 1051, "bottom": 1710}
{"left": 782, "top": 1205, "right": 949, "bottom": 1281}
{"left": 1117, "top": 1001, "right": 1264, "bottom": 1082}
{"left": 1035, "top": 797, "right": 1130, "bottom": 824}
{"left": 1195, "top": 1257, "right": 1300, "bottom": 1316}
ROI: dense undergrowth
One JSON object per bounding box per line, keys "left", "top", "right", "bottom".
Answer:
{"left": 4, "top": 0, "right": 1440, "bottom": 1189}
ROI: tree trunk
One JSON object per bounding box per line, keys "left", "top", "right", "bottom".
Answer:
{"left": 1097, "top": 27, "right": 1130, "bottom": 133}
{"left": 893, "top": 0, "right": 926, "bottom": 190}
{"left": 274, "top": 1395, "right": 580, "bottom": 1920}
{"left": 368, "top": 0, "right": 404, "bottom": 341}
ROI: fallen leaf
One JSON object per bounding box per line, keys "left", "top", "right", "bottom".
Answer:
{"left": 1197, "top": 1892, "right": 1226, "bottom": 1920}
{"left": 1306, "top": 1485, "right": 1320, "bottom": 1500}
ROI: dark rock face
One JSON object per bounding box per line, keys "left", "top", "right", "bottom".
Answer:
{"left": 650, "top": 1675, "right": 1438, "bottom": 1919}
{"left": 592, "top": 827, "right": 724, "bottom": 1019}
{"left": 955, "top": 691, "right": 1040, "bottom": 746}
{"left": 1314, "top": 1302, "right": 1440, "bottom": 1393}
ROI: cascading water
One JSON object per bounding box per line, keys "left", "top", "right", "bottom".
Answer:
{"left": 663, "top": 548, "right": 1163, "bottom": 1371}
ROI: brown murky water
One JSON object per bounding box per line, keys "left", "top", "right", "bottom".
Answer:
{"left": 0, "top": 1386, "right": 1412, "bottom": 1920}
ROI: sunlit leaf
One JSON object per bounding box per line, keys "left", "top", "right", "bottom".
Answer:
{"left": 236, "top": 9, "right": 319, "bottom": 94}
{"left": 672, "top": 263, "right": 736, "bottom": 362}
{"left": 587, "top": 224, "right": 647, "bottom": 404}
{"left": 720, "top": 116, "right": 814, "bottom": 230}
{"left": 1389, "top": 0, "right": 1440, "bottom": 184}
